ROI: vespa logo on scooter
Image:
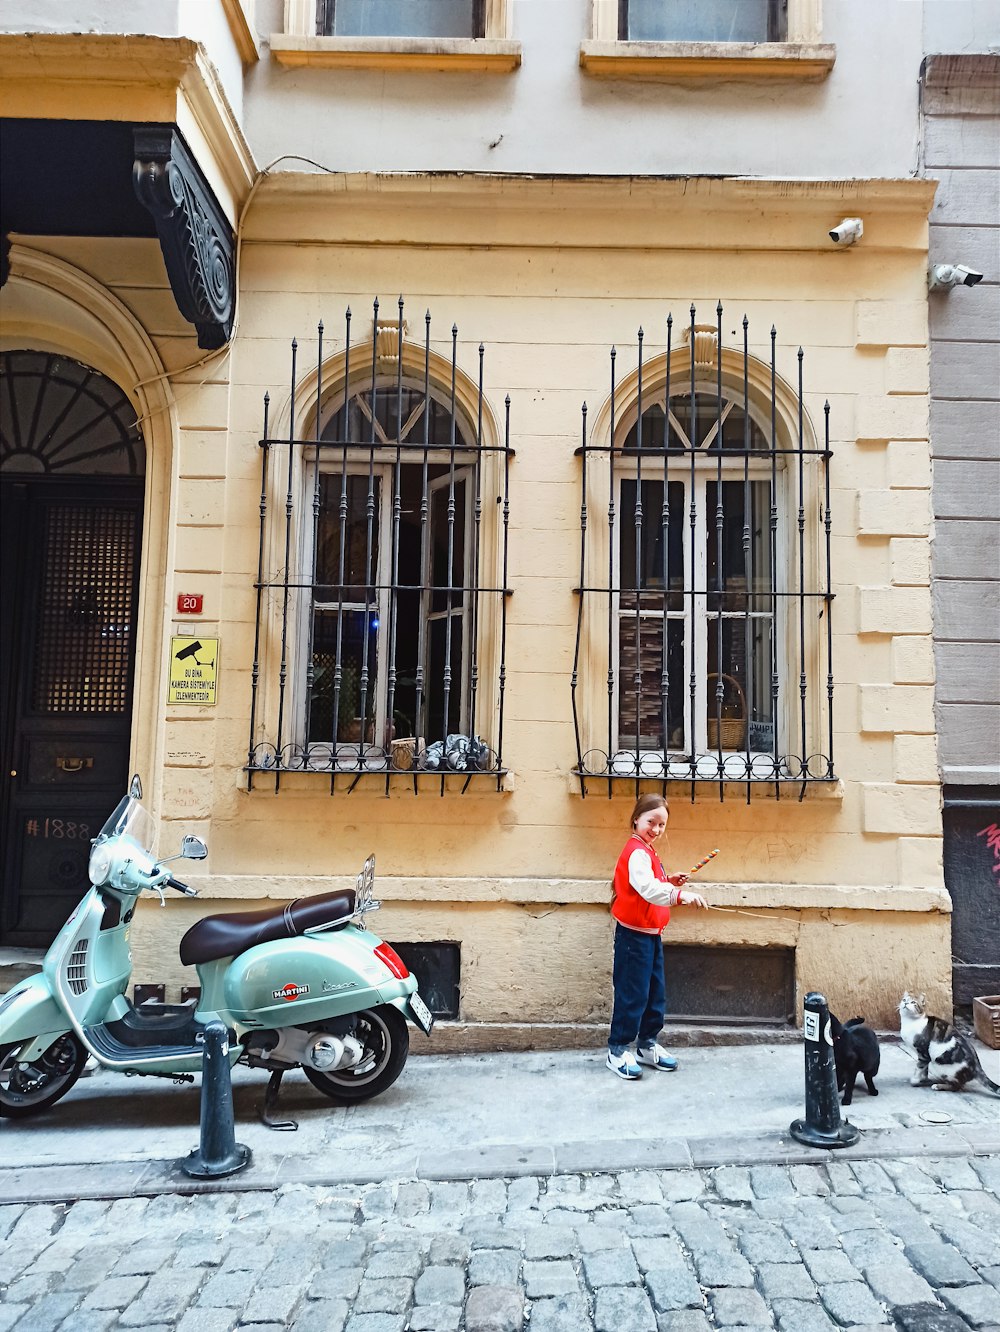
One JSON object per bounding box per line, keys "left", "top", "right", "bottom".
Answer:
{"left": 273, "top": 982, "right": 310, "bottom": 1002}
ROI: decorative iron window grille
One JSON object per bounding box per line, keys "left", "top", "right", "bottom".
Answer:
{"left": 619, "top": 0, "right": 787, "bottom": 43}
{"left": 247, "top": 300, "right": 512, "bottom": 794}
{"left": 571, "top": 303, "right": 835, "bottom": 801}
{"left": 1, "top": 351, "right": 145, "bottom": 476}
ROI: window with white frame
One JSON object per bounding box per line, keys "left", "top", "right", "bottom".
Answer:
{"left": 615, "top": 390, "right": 778, "bottom": 758}
{"left": 274, "top": 0, "right": 519, "bottom": 70}
{"left": 307, "top": 385, "right": 477, "bottom": 753}
{"left": 579, "top": 0, "right": 833, "bottom": 82}
{"left": 571, "top": 311, "right": 836, "bottom": 797}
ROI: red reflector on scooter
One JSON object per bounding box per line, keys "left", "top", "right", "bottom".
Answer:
{"left": 374, "top": 942, "right": 409, "bottom": 979}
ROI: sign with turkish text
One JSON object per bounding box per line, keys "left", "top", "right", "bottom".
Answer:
{"left": 167, "top": 636, "right": 219, "bottom": 705}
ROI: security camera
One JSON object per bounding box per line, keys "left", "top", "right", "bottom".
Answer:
{"left": 829, "top": 218, "right": 864, "bottom": 245}
{"left": 929, "top": 263, "right": 985, "bottom": 290}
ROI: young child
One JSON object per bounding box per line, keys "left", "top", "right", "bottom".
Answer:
{"left": 607, "top": 794, "right": 708, "bottom": 1080}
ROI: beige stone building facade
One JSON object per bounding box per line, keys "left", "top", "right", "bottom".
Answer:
{"left": 3, "top": 1, "right": 980, "bottom": 1036}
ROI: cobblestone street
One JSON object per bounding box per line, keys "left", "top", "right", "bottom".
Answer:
{"left": 2, "top": 1155, "right": 999, "bottom": 1332}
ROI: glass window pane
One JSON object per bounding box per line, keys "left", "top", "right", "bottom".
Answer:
{"left": 706, "top": 617, "right": 775, "bottom": 751}
{"left": 430, "top": 477, "right": 467, "bottom": 611}
{"left": 618, "top": 616, "right": 685, "bottom": 750}
{"left": 309, "top": 608, "right": 379, "bottom": 743}
{"left": 315, "top": 473, "right": 380, "bottom": 599}
{"left": 427, "top": 614, "right": 464, "bottom": 739}
{"left": 619, "top": 479, "right": 685, "bottom": 612}
{"left": 626, "top": 0, "right": 780, "bottom": 43}
{"left": 706, "top": 480, "right": 773, "bottom": 612}
{"left": 623, "top": 394, "right": 767, "bottom": 453}
{"left": 322, "top": 388, "right": 461, "bottom": 449}
{"left": 327, "top": 0, "right": 478, "bottom": 38}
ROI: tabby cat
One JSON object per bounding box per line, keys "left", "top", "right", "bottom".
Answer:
{"left": 898, "top": 992, "right": 1000, "bottom": 1096}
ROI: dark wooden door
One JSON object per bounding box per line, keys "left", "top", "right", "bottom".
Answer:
{"left": 0, "top": 480, "right": 143, "bottom": 945}
{"left": 944, "top": 787, "right": 1000, "bottom": 1006}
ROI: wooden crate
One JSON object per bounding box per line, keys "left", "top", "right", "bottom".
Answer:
{"left": 973, "top": 995, "right": 1000, "bottom": 1049}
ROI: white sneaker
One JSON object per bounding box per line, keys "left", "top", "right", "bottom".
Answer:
{"left": 636, "top": 1043, "right": 678, "bottom": 1071}
{"left": 607, "top": 1050, "right": 643, "bottom": 1080}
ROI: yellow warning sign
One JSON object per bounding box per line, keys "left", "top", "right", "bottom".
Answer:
{"left": 168, "top": 637, "right": 219, "bottom": 706}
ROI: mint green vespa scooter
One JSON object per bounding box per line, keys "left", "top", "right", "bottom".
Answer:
{"left": 0, "top": 777, "right": 432, "bottom": 1121}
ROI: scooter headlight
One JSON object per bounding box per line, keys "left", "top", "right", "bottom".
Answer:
{"left": 88, "top": 840, "right": 115, "bottom": 886}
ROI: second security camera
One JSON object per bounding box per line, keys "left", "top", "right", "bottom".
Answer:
{"left": 829, "top": 217, "right": 864, "bottom": 245}
{"left": 929, "top": 263, "right": 985, "bottom": 289}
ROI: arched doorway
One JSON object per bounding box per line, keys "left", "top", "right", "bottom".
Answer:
{"left": 0, "top": 351, "right": 146, "bottom": 946}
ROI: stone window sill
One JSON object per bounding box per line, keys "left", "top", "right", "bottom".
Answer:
{"left": 579, "top": 40, "right": 836, "bottom": 81}
{"left": 270, "top": 34, "right": 521, "bottom": 72}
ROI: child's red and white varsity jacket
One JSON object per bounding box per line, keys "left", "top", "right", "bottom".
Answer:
{"left": 611, "top": 834, "right": 683, "bottom": 935}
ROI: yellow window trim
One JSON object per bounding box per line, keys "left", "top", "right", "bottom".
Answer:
{"left": 270, "top": 33, "right": 520, "bottom": 72}
{"left": 579, "top": 39, "right": 835, "bottom": 81}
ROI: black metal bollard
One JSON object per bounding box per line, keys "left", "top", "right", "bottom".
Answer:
{"left": 789, "top": 991, "right": 859, "bottom": 1149}
{"left": 181, "top": 1021, "right": 252, "bottom": 1179}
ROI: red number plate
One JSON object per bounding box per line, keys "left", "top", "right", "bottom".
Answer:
{"left": 176, "top": 593, "right": 203, "bottom": 615}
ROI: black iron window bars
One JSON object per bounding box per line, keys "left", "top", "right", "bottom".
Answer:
{"left": 571, "top": 303, "right": 835, "bottom": 802}
{"left": 247, "top": 300, "right": 512, "bottom": 794}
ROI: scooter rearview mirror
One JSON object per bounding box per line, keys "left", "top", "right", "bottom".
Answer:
{"left": 181, "top": 835, "right": 208, "bottom": 861}
{"left": 129, "top": 774, "right": 143, "bottom": 800}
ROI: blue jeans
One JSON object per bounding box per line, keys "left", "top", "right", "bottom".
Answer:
{"left": 608, "top": 925, "right": 666, "bottom": 1056}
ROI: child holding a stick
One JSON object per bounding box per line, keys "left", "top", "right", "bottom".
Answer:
{"left": 607, "top": 794, "right": 709, "bottom": 1081}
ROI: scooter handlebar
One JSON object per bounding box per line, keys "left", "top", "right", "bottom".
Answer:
{"left": 166, "top": 875, "right": 198, "bottom": 897}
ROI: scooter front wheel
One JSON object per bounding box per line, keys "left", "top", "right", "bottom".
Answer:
{"left": 0, "top": 1034, "right": 87, "bottom": 1119}
{"left": 303, "top": 1004, "right": 409, "bottom": 1104}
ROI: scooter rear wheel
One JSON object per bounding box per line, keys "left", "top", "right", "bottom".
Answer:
{"left": 0, "top": 1034, "right": 87, "bottom": 1118}
{"left": 303, "top": 1004, "right": 409, "bottom": 1104}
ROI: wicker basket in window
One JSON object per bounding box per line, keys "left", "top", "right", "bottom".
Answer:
{"left": 707, "top": 672, "right": 747, "bottom": 751}
{"left": 390, "top": 737, "right": 417, "bottom": 770}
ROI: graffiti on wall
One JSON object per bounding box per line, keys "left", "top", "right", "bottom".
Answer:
{"left": 977, "top": 822, "right": 1000, "bottom": 880}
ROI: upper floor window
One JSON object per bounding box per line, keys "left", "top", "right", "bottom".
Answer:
{"left": 274, "top": 0, "right": 519, "bottom": 70}
{"left": 317, "top": 0, "right": 485, "bottom": 38}
{"left": 620, "top": 0, "right": 787, "bottom": 43}
{"left": 580, "top": 0, "right": 833, "bottom": 81}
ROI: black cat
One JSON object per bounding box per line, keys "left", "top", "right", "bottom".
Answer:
{"left": 830, "top": 1012, "right": 880, "bottom": 1105}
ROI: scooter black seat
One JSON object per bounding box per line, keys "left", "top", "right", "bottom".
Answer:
{"left": 179, "top": 889, "right": 357, "bottom": 966}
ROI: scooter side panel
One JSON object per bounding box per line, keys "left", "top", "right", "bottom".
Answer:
{"left": 223, "top": 927, "right": 416, "bottom": 1028}
{"left": 0, "top": 974, "right": 70, "bottom": 1052}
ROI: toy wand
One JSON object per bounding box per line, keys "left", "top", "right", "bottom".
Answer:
{"left": 688, "top": 849, "right": 720, "bottom": 875}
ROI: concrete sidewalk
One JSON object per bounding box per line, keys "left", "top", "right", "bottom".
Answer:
{"left": 2, "top": 1039, "right": 998, "bottom": 1204}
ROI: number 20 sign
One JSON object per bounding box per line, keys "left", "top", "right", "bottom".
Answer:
{"left": 176, "top": 593, "right": 203, "bottom": 615}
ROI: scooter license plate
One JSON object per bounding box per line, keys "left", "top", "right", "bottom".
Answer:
{"left": 408, "top": 992, "right": 434, "bottom": 1035}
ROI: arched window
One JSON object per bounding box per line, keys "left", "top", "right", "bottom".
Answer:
{"left": 0, "top": 350, "right": 144, "bottom": 476}
{"left": 572, "top": 311, "right": 835, "bottom": 796}
{"left": 616, "top": 386, "right": 776, "bottom": 759}
{"left": 309, "top": 380, "right": 480, "bottom": 751}
{"left": 247, "top": 305, "right": 513, "bottom": 789}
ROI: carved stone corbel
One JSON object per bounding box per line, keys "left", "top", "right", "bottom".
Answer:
{"left": 685, "top": 323, "right": 719, "bottom": 370}
{"left": 132, "top": 125, "right": 235, "bottom": 350}
{"left": 373, "top": 318, "right": 409, "bottom": 366}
